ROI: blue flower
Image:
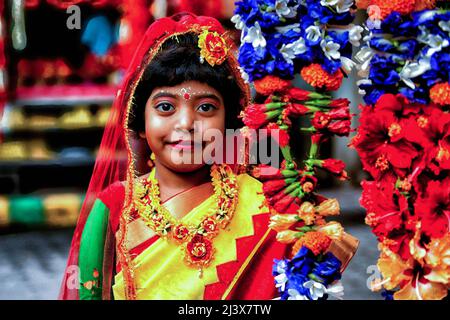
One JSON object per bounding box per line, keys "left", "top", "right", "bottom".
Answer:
{"left": 381, "top": 289, "right": 395, "bottom": 300}
{"left": 311, "top": 252, "right": 342, "bottom": 286}
{"left": 369, "top": 55, "right": 401, "bottom": 86}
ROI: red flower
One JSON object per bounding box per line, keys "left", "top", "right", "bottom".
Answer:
{"left": 328, "top": 120, "right": 352, "bottom": 136}
{"left": 352, "top": 104, "right": 419, "bottom": 179}
{"left": 173, "top": 224, "right": 189, "bottom": 241}
{"left": 414, "top": 178, "right": 450, "bottom": 239}
{"left": 312, "top": 112, "right": 331, "bottom": 129}
{"left": 321, "top": 159, "right": 348, "bottom": 180}
{"left": 266, "top": 123, "right": 290, "bottom": 147}
{"left": 241, "top": 102, "right": 285, "bottom": 129}
{"left": 329, "top": 98, "right": 350, "bottom": 109}
{"left": 201, "top": 218, "right": 218, "bottom": 236}
{"left": 417, "top": 107, "right": 450, "bottom": 174}
{"left": 361, "top": 178, "right": 411, "bottom": 245}
{"left": 285, "top": 87, "right": 327, "bottom": 102}
{"left": 198, "top": 29, "right": 229, "bottom": 66}
{"left": 186, "top": 235, "right": 213, "bottom": 265}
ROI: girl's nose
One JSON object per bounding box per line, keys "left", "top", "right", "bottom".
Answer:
{"left": 174, "top": 106, "right": 195, "bottom": 132}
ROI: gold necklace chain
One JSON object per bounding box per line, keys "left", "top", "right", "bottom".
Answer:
{"left": 134, "top": 164, "right": 239, "bottom": 275}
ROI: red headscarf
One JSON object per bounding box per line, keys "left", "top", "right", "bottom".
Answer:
{"left": 59, "top": 12, "right": 250, "bottom": 300}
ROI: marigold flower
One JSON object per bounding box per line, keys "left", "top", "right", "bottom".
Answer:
{"left": 254, "top": 75, "right": 291, "bottom": 96}
{"left": 269, "top": 214, "right": 299, "bottom": 232}
{"left": 429, "top": 82, "right": 450, "bottom": 106}
{"left": 371, "top": 0, "right": 416, "bottom": 20}
{"left": 292, "top": 231, "right": 332, "bottom": 256}
{"left": 414, "top": 0, "right": 436, "bottom": 10}
{"left": 300, "top": 64, "right": 343, "bottom": 91}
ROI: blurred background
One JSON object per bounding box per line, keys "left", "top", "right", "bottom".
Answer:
{"left": 0, "top": 0, "right": 380, "bottom": 300}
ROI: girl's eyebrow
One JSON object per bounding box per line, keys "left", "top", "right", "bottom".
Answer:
{"left": 151, "top": 92, "right": 222, "bottom": 103}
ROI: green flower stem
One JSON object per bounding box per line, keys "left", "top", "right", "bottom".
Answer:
{"left": 300, "top": 127, "right": 316, "bottom": 133}
{"left": 284, "top": 181, "right": 301, "bottom": 195}
{"left": 280, "top": 145, "right": 293, "bottom": 162}
{"left": 266, "top": 102, "right": 286, "bottom": 111}
{"left": 305, "top": 99, "right": 332, "bottom": 107}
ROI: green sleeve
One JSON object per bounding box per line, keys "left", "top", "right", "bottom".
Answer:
{"left": 79, "top": 199, "right": 110, "bottom": 300}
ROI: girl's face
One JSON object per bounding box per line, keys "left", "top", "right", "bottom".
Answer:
{"left": 141, "top": 80, "right": 226, "bottom": 172}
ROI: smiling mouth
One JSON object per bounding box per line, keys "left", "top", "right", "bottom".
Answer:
{"left": 166, "top": 140, "right": 204, "bottom": 150}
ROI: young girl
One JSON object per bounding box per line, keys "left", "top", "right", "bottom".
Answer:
{"left": 60, "top": 13, "right": 356, "bottom": 300}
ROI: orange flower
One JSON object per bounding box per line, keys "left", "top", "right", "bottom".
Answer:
{"left": 355, "top": 0, "right": 371, "bottom": 9}
{"left": 423, "top": 234, "right": 450, "bottom": 286}
{"left": 297, "top": 201, "right": 316, "bottom": 225}
{"left": 292, "top": 231, "right": 332, "bottom": 256}
{"left": 376, "top": 244, "right": 449, "bottom": 300}
{"left": 371, "top": 0, "right": 416, "bottom": 20}
{"left": 429, "top": 82, "right": 450, "bottom": 106}
{"left": 300, "top": 64, "right": 343, "bottom": 91}
{"left": 198, "top": 29, "right": 229, "bottom": 67}
{"left": 254, "top": 76, "right": 291, "bottom": 95}
{"left": 414, "top": 0, "right": 437, "bottom": 10}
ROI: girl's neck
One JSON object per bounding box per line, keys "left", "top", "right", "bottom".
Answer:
{"left": 153, "top": 161, "right": 212, "bottom": 202}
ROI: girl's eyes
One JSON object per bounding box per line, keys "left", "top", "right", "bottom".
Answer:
{"left": 154, "top": 103, "right": 217, "bottom": 114}
{"left": 155, "top": 103, "right": 175, "bottom": 113}
{"left": 197, "top": 103, "right": 217, "bottom": 113}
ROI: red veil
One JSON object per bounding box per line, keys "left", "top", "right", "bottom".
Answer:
{"left": 59, "top": 12, "right": 251, "bottom": 300}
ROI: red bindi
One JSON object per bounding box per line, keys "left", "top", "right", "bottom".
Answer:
{"left": 183, "top": 93, "right": 190, "bottom": 100}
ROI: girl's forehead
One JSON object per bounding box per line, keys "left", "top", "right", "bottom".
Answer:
{"left": 150, "top": 81, "right": 223, "bottom": 101}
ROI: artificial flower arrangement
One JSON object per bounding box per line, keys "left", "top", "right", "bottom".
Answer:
{"left": 233, "top": 0, "right": 360, "bottom": 300}
{"left": 353, "top": 0, "right": 450, "bottom": 300}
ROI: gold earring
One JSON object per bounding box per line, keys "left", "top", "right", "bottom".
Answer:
{"left": 150, "top": 152, "right": 156, "bottom": 161}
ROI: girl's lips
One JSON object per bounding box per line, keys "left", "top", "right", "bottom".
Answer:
{"left": 167, "top": 140, "right": 203, "bottom": 150}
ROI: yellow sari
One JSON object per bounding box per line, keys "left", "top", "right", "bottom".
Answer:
{"left": 112, "top": 171, "right": 271, "bottom": 300}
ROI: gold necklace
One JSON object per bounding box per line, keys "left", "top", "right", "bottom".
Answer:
{"left": 134, "top": 164, "right": 238, "bottom": 277}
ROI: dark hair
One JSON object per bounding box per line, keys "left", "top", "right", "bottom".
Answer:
{"left": 129, "top": 33, "right": 243, "bottom": 133}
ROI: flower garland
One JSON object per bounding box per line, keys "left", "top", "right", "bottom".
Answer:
{"left": 233, "top": 0, "right": 359, "bottom": 300}
{"left": 134, "top": 164, "right": 238, "bottom": 276}
{"left": 353, "top": 1, "right": 450, "bottom": 300}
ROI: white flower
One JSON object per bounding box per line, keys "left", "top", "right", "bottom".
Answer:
{"left": 321, "top": 39, "right": 341, "bottom": 60}
{"left": 275, "top": 23, "right": 301, "bottom": 34}
{"left": 399, "top": 58, "right": 431, "bottom": 89}
{"left": 304, "top": 280, "right": 345, "bottom": 300}
{"left": 306, "top": 25, "right": 322, "bottom": 43}
{"left": 340, "top": 56, "right": 356, "bottom": 75}
{"left": 275, "top": 0, "right": 298, "bottom": 19}
{"left": 280, "top": 38, "right": 307, "bottom": 64}
{"left": 320, "top": 0, "right": 340, "bottom": 6}
{"left": 274, "top": 273, "right": 288, "bottom": 292}
{"left": 287, "top": 289, "right": 309, "bottom": 300}
{"left": 439, "top": 20, "right": 450, "bottom": 33}
{"left": 355, "top": 46, "right": 374, "bottom": 78}
{"left": 336, "top": 0, "right": 354, "bottom": 13}
{"left": 237, "top": 66, "right": 250, "bottom": 83}
{"left": 326, "top": 281, "right": 345, "bottom": 300}
{"left": 357, "top": 79, "right": 372, "bottom": 95}
{"left": 321, "top": 0, "right": 353, "bottom": 13}
{"left": 242, "top": 22, "right": 267, "bottom": 48}
{"left": 349, "top": 24, "right": 364, "bottom": 47}
{"left": 304, "top": 280, "right": 327, "bottom": 300}
{"left": 231, "top": 14, "right": 244, "bottom": 30}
